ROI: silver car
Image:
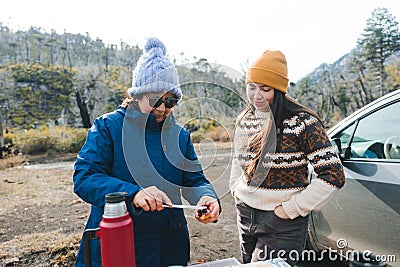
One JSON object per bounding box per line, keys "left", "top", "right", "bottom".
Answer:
{"left": 307, "top": 89, "right": 400, "bottom": 266}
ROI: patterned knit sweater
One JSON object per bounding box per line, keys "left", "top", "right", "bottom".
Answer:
{"left": 230, "top": 109, "right": 345, "bottom": 219}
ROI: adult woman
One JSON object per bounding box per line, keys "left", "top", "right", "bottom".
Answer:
{"left": 73, "top": 37, "right": 220, "bottom": 267}
{"left": 230, "top": 50, "right": 345, "bottom": 266}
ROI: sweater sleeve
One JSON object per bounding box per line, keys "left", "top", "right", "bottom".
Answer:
{"left": 229, "top": 157, "right": 244, "bottom": 196}
{"left": 282, "top": 114, "right": 345, "bottom": 219}
{"left": 282, "top": 178, "right": 339, "bottom": 219}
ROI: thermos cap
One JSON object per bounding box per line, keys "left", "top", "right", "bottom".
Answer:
{"left": 105, "top": 192, "right": 125, "bottom": 204}
{"left": 104, "top": 192, "right": 128, "bottom": 218}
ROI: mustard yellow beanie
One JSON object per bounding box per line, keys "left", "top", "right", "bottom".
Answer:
{"left": 246, "top": 50, "right": 289, "bottom": 94}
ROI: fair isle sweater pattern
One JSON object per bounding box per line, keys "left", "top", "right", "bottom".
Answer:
{"left": 236, "top": 111, "right": 344, "bottom": 189}
{"left": 232, "top": 110, "right": 345, "bottom": 218}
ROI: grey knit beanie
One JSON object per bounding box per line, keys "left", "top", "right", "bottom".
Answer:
{"left": 127, "top": 37, "right": 182, "bottom": 99}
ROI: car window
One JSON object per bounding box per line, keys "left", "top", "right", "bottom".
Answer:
{"left": 349, "top": 101, "right": 400, "bottom": 160}
{"left": 335, "top": 122, "right": 356, "bottom": 147}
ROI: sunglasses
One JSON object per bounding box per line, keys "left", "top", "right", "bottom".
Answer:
{"left": 145, "top": 95, "right": 179, "bottom": 108}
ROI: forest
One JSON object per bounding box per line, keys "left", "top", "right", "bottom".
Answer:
{"left": 291, "top": 7, "right": 400, "bottom": 124}
{"left": 0, "top": 7, "right": 399, "bottom": 157}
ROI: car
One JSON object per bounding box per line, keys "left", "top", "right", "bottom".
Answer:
{"left": 307, "top": 89, "right": 400, "bottom": 267}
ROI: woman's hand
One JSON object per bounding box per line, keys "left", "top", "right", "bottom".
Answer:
{"left": 133, "top": 186, "right": 172, "bottom": 211}
{"left": 274, "top": 204, "right": 290, "bottom": 219}
{"left": 195, "top": 195, "right": 220, "bottom": 224}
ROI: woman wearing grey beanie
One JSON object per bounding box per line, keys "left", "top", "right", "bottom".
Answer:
{"left": 73, "top": 37, "right": 220, "bottom": 267}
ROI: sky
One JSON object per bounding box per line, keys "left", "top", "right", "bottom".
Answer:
{"left": 1, "top": 0, "right": 400, "bottom": 82}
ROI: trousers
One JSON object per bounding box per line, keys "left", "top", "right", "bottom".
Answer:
{"left": 235, "top": 199, "right": 309, "bottom": 266}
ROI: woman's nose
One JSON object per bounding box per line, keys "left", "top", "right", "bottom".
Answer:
{"left": 254, "top": 90, "right": 263, "bottom": 98}
{"left": 155, "top": 102, "right": 166, "bottom": 111}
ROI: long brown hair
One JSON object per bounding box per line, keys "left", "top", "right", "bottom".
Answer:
{"left": 244, "top": 90, "right": 323, "bottom": 178}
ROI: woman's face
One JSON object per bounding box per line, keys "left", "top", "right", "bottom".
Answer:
{"left": 136, "top": 91, "right": 177, "bottom": 123}
{"left": 246, "top": 83, "right": 275, "bottom": 112}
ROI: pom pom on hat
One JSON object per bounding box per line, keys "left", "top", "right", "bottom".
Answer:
{"left": 127, "top": 37, "right": 182, "bottom": 99}
{"left": 144, "top": 37, "right": 167, "bottom": 55}
{"left": 246, "top": 50, "right": 289, "bottom": 94}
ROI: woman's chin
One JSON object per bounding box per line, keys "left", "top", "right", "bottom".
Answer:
{"left": 254, "top": 104, "right": 269, "bottom": 111}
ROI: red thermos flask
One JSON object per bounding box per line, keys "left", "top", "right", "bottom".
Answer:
{"left": 83, "top": 192, "right": 136, "bottom": 267}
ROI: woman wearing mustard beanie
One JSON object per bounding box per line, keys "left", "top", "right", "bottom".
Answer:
{"left": 229, "top": 50, "right": 345, "bottom": 266}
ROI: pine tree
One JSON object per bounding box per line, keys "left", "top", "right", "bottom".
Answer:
{"left": 357, "top": 7, "right": 400, "bottom": 97}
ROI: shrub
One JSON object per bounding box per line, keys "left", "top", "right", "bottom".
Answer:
{"left": 2, "top": 131, "right": 18, "bottom": 155}
{"left": 11, "top": 126, "right": 88, "bottom": 155}
{"left": 203, "top": 126, "right": 234, "bottom": 142}
{"left": 190, "top": 131, "right": 204, "bottom": 143}
{"left": 15, "top": 128, "right": 55, "bottom": 154}
{"left": 190, "top": 126, "right": 234, "bottom": 143}
{"left": 50, "top": 127, "right": 88, "bottom": 153}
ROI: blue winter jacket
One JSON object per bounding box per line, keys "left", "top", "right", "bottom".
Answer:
{"left": 73, "top": 106, "right": 219, "bottom": 267}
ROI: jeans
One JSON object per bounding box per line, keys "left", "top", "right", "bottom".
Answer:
{"left": 235, "top": 199, "right": 309, "bottom": 266}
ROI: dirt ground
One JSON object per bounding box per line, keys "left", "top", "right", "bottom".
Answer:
{"left": 0, "top": 143, "right": 242, "bottom": 267}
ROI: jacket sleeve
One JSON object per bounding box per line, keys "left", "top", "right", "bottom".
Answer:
{"left": 282, "top": 115, "right": 345, "bottom": 219}
{"left": 181, "top": 136, "right": 219, "bottom": 205}
{"left": 73, "top": 117, "right": 141, "bottom": 208}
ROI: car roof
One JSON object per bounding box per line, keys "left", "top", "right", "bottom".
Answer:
{"left": 327, "top": 89, "right": 400, "bottom": 136}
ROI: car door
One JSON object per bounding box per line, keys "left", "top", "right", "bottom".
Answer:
{"left": 310, "top": 99, "right": 400, "bottom": 265}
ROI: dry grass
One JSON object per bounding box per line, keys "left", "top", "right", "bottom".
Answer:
{"left": 0, "top": 155, "right": 25, "bottom": 171}
{"left": 0, "top": 160, "right": 87, "bottom": 266}
{"left": 202, "top": 126, "right": 234, "bottom": 142}
{"left": 0, "top": 231, "right": 80, "bottom": 259}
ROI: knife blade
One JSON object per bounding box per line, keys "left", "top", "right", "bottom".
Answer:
{"left": 162, "top": 204, "right": 207, "bottom": 210}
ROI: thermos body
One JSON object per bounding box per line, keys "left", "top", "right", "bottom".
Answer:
{"left": 99, "top": 213, "right": 135, "bottom": 267}
{"left": 83, "top": 192, "right": 136, "bottom": 267}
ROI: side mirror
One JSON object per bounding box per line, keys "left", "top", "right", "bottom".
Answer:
{"left": 332, "top": 138, "right": 351, "bottom": 160}
{"left": 331, "top": 138, "right": 342, "bottom": 155}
